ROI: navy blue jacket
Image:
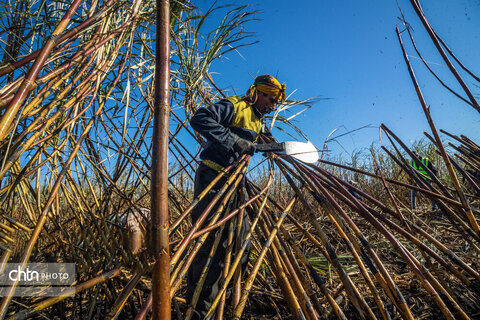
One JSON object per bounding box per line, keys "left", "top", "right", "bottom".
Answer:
{"left": 190, "top": 96, "right": 266, "bottom": 167}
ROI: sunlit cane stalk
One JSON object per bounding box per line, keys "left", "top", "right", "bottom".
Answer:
{"left": 0, "top": 0, "right": 83, "bottom": 141}
{"left": 7, "top": 268, "right": 122, "bottom": 320}
{"left": 150, "top": 0, "right": 171, "bottom": 318}
{"left": 396, "top": 25, "right": 480, "bottom": 238}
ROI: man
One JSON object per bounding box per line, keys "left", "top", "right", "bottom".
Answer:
{"left": 410, "top": 152, "right": 438, "bottom": 210}
{"left": 187, "top": 74, "right": 286, "bottom": 319}
{"left": 123, "top": 207, "right": 151, "bottom": 255}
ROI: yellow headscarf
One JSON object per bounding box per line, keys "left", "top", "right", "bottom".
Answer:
{"left": 245, "top": 74, "right": 286, "bottom": 104}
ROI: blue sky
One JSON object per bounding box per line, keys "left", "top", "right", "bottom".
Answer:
{"left": 198, "top": 0, "right": 480, "bottom": 160}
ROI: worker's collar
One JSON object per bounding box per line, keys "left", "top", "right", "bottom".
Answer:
{"left": 251, "top": 104, "right": 263, "bottom": 118}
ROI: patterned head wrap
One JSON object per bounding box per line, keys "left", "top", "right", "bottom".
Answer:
{"left": 245, "top": 74, "right": 286, "bottom": 104}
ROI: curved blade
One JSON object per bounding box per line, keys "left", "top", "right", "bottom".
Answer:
{"left": 283, "top": 141, "right": 318, "bottom": 164}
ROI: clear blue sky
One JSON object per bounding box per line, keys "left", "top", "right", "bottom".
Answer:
{"left": 197, "top": 0, "right": 480, "bottom": 160}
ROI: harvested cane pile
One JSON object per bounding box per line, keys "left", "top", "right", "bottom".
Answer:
{"left": 0, "top": 0, "right": 478, "bottom": 319}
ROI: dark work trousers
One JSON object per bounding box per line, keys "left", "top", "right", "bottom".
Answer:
{"left": 186, "top": 163, "right": 251, "bottom": 319}
{"left": 411, "top": 180, "right": 437, "bottom": 210}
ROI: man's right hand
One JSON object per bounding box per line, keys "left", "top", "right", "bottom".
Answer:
{"left": 233, "top": 137, "right": 255, "bottom": 155}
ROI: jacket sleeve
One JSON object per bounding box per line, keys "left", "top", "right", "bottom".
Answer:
{"left": 427, "top": 160, "right": 438, "bottom": 176}
{"left": 190, "top": 99, "right": 238, "bottom": 152}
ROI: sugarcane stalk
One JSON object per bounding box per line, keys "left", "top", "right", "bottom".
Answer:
{"left": 169, "top": 162, "right": 251, "bottom": 294}
{"left": 396, "top": 25, "right": 480, "bottom": 238}
{"left": 216, "top": 217, "right": 236, "bottom": 319}
{"left": 7, "top": 268, "right": 122, "bottom": 320}
{"left": 0, "top": 0, "right": 83, "bottom": 141}
{"left": 200, "top": 180, "right": 274, "bottom": 319}
{"left": 276, "top": 161, "right": 372, "bottom": 319}
{"left": 191, "top": 186, "right": 271, "bottom": 240}
{"left": 370, "top": 158, "right": 480, "bottom": 283}
{"left": 280, "top": 161, "right": 390, "bottom": 316}
{"left": 268, "top": 222, "right": 320, "bottom": 320}
{"left": 294, "top": 162, "right": 414, "bottom": 320}
{"left": 232, "top": 193, "right": 246, "bottom": 308}
{"left": 106, "top": 268, "right": 147, "bottom": 320}
{"left": 135, "top": 292, "right": 152, "bottom": 320}
{"left": 170, "top": 157, "right": 248, "bottom": 269}
{"left": 298, "top": 164, "right": 391, "bottom": 320}
{"left": 311, "top": 162, "right": 463, "bottom": 319}
{"left": 0, "top": 1, "right": 117, "bottom": 77}
{"left": 400, "top": 18, "right": 474, "bottom": 108}
{"left": 0, "top": 36, "right": 127, "bottom": 316}
{"left": 381, "top": 146, "right": 479, "bottom": 242}
{"left": 169, "top": 162, "right": 236, "bottom": 234}
{"left": 408, "top": 0, "right": 480, "bottom": 113}
{"left": 255, "top": 210, "right": 315, "bottom": 320}
{"left": 313, "top": 160, "right": 462, "bottom": 208}
{"left": 284, "top": 229, "right": 348, "bottom": 320}
{"left": 150, "top": 0, "right": 171, "bottom": 317}
{"left": 263, "top": 237, "right": 306, "bottom": 320}
{"left": 374, "top": 159, "right": 473, "bottom": 318}
{"left": 184, "top": 223, "right": 227, "bottom": 320}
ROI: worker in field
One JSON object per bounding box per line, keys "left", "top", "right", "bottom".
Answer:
{"left": 188, "top": 74, "right": 286, "bottom": 319}
{"left": 124, "top": 207, "right": 151, "bottom": 255}
{"left": 410, "top": 152, "right": 438, "bottom": 210}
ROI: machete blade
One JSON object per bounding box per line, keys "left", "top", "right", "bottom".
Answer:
{"left": 283, "top": 141, "right": 318, "bottom": 163}
{"left": 256, "top": 141, "right": 319, "bottom": 164}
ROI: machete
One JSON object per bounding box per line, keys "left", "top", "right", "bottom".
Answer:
{"left": 255, "top": 141, "right": 319, "bottom": 163}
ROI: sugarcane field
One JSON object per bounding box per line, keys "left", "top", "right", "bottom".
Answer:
{"left": 0, "top": 0, "right": 479, "bottom": 319}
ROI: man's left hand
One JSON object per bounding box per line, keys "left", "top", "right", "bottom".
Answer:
{"left": 233, "top": 137, "right": 255, "bottom": 155}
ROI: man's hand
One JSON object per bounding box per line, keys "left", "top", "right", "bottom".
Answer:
{"left": 233, "top": 137, "right": 255, "bottom": 155}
